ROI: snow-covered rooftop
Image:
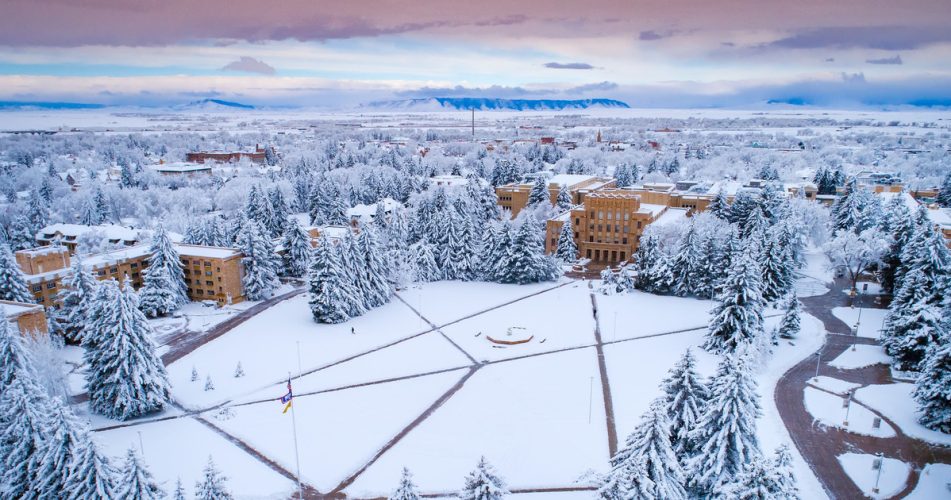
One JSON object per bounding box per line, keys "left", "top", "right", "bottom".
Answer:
{"left": 652, "top": 207, "right": 689, "bottom": 227}
{"left": 0, "top": 300, "right": 43, "bottom": 318}
{"left": 176, "top": 244, "right": 240, "bottom": 259}
{"left": 348, "top": 198, "right": 401, "bottom": 220}
{"left": 151, "top": 162, "right": 212, "bottom": 173}
{"left": 38, "top": 223, "right": 140, "bottom": 242}
{"left": 638, "top": 203, "right": 667, "bottom": 217}
{"left": 926, "top": 207, "right": 951, "bottom": 228}
{"left": 547, "top": 174, "right": 595, "bottom": 187}
{"left": 316, "top": 225, "right": 352, "bottom": 239}
{"left": 877, "top": 191, "right": 919, "bottom": 213}
{"left": 15, "top": 245, "right": 68, "bottom": 257}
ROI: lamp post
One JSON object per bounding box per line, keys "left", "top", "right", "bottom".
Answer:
{"left": 843, "top": 391, "right": 853, "bottom": 426}
{"left": 872, "top": 453, "right": 884, "bottom": 494}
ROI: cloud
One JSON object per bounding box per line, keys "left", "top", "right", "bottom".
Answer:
{"left": 544, "top": 62, "right": 594, "bottom": 70}
{"left": 220, "top": 56, "right": 276, "bottom": 75}
{"left": 866, "top": 54, "right": 903, "bottom": 65}
{"left": 639, "top": 30, "right": 676, "bottom": 41}
{"left": 564, "top": 81, "right": 618, "bottom": 94}
{"left": 841, "top": 72, "right": 866, "bottom": 83}
{"left": 766, "top": 26, "right": 951, "bottom": 50}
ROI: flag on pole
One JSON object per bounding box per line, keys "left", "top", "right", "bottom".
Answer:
{"left": 279, "top": 378, "right": 293, "bottom": 414}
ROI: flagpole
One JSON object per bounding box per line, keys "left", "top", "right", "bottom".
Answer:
{"left": 288, "top": 372, "right": 303, "bottom": 500}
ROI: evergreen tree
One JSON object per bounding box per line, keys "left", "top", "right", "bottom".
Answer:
{"left": 670, "top": 221, "right": 702, "bottom": 296}
{"left": 0, "top": 244, "right": 33, "bottom": 303}
{"left": 173, "top": 478, "right": 187, "bottom": 500}
{"left": 937, "top": 172, "right": 951, "bottom": 207}
{"left": 707, "top": 188, "right": 730, "bottom": 220}
{"left": 555, "top": 185, "right": 573, "bottom": 211}
{"left": 0, "top": 375, "right": 49, "bottom": 497}
{"left": 914, "top": 325, "right": 951, "bottom": 432}
{"left": 831, "top": 178, "right": 863, "bottom": 233}
{"left": 64, "top": 436, "right": 117, "bottom": 499}
{"left": 115, "top": 447, "right": 164, "bottom": 500}
{"left": 771, "top": 444, "right": 800, "bottom": 499}
{"left": 695, "top": 231, "right": 724, "bottom": 299}
{"left": 194, "top": 456, "right": 233, "bottom": 500}
{"left": 778, "top": 292, "right": 802, "bottom": 339}
{"left": 338, "top": 232, "right": 369, "bottom": 318}
{"left": 459, "top": 456, "right": 508, "bottom": 500}
{"left": 555, "top": 222, "right": 578, "bottom": 262}
{"left": 54, "top": 258, "right": 98, "bottom": 342}
{"left": 614, "top": 399, "right": 687, "bottom": 499}
{"left": 702, "top": 246, "right": 765, "bottom": 354}
{"left": 435, "top": 206, "right": 477, "bottom": 281}
{"left": 267, "top": 187, "right": 290, "bottom": 237}
{"left": 93, "top": 187, "right": 112, "bottom": 223}
{"left": 882, "top": 268, "right": 944, "bottom": 371}
{"left": 661, "top": 349, "right": 709, "bottom": 458}
{"left": 32, "top": 400, "right": 85, "bottom": 497}
{"left": 502, "top": 216, "right": 558, "bottom": 284}
{"left": 84, "top": 278, "right": 171, "bottom": 420}
{"left": 356, "top": 224, "right": 393, "bottom": 308}
{"left": 0, "top": 314, "right": 36, "bottom": 394}
{"left": 526, "top": 177, "right": 549, "bottom": 206}
{"left": 143, "top": 225, "right": 188, "bottom": 308}
{"left": 308, "top": 235, "right": 359, "bottom": 324}
{"left": 27, "top": 190, "right": 49, "bottom": 231}
{"left": 236, "top": 219, "right": 280, "bottom": 301}
{"left": 614, "top": 164, "right": 633, "bottom": 187}
{"left": 879, "top": 196, "right": 914, "bottom": 294}
{"left": 759, "top": 228, "right": 794, "bottom": 304}
{"left": 8, "top": 215, "right": 37, "bottom": 251}
{"left": 597, "top": 458, "right": 656, "bottom": 500}
{"left": 389, "top": 467, "right": 421, "bottom": 500}
{"left": 281, "top": 219, "right": 312, "bottom": 278}
{"left": 687, "top": 352, "right": 762, "bottom": 495}
{"left": 413, "top": 241, "right": 439, "bottom": 282}
{"left": 632, "top": 232, "right": 668, "bottom": 293}
{"left": 727, "top": 190, "right": 760, "bottom": 226}
{"left": 715, "top": 456, "right": 790, "bottom": 500}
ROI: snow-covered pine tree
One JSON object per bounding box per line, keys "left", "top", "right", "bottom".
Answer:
{"left": 389, "top": 467, "right": 421, "bottom": 500}
{"left": 617, "top": 267, "right": 635, "bottom": 293}
{"left": 613, "top": 164, "right": 632, "bottom": 187}
{"left": 741, "top": 205, "right": 768, "bottom": 240}
{"left": 702, "top": 244, "right": 765, "bottom": 354}
{"left": 459, "top": 456, "right": 508, "bottom": 500}
{"left": 526, "top": 177, "right": 549, "bottom": 207}
{"left": 308, "top": 235, "right": 359, "bottom": 324}
{"left": 139, "top": 252, "right": 183, "bottom": 318}
{"left": 143, "top": 224, "right": 188, "bottom": 306}
{"left": 937, "top": 172, "right": 951, "bottom": 207}
{"left": 173, "top": 478, "right": 187, "bottom": 500}
{"left": 337, "top": 231, "right": 370, "bottom": 317}
{"left": 412, "top": 241, "right": 439, "bottom": 282}
{"left": 280, "top": 219, "right": 312, "bottom": 278}
{"left": 0, "top": 244, "right": 33, "bottom": 303}
{"left": 881, "top": 268, "right": 943, "bottom": 371}
{"left": 661, "top": 348, "right": 709, "bottom": 458}
{"left": 914, "top": 326, "right": 951, "bottom": 432}
{"left": 778, "top": 292, "right": 802, "bottom": 339}
{"left": 695, "top": 230, "right": 724, "bottom": 299}
{"left": 759, "top": 227, "right": 794, "bottom": 304}
{"left": 707, "top": 188, "right": 730, "bottom": 220}
{"left": 613, "top": 399, "right": 687, "bottom": 499}
{"left": 879, "top": 197, "right": 914, "bottom": 294}
{"left": 715, "top": 456, "right": 786, "bottom": 500}
{"left": 84, "top": 278, "right": 171, "bottom": 420}
{"left": 597, "top": 457, "right": 657, "bottom": 500}
{"left": 31, "top": 400, "right": 85, "bottom": 496}
{"left": 670, "top": 221, "right": 703, "bottom": 296}
{"left": 27, "top": 189, "right": 49, "bottom": 231}
{"left": 0, "top": 374, "right": 49, "bottom": 497}
{"left": 195, "top": 456, "right": 233, "bottom": 500}
{"left": 8, "top": 215, "right": 37, "bottom": 251}
{"left": 598, "top": 268, "right": 618, "bottom": 295}
{"left": 831, "top": 178, "right": 863, "bottom": 234}
{"left": 53, "top": 258, "right": 96, "bottom": 341}
{"left": 267, "top": 187, "right": 290, "bottom": 237}
{"left": 554, "top": 221, "right": 577, "bottom": 262}
{"left": 504, "top": 215, "right": 558, "bottom": 284}
{"left": 555, "top": 185, "right": 573, "bottom": 211}
{"left": 0, "top": 314, "right": 36, "bottom": 394}
{"left": 356, "top": 224, "right": 393, "bottom": 308}
{"left": 477, "top": 221, "right": 507, "bottom": 282}
{"left": 771, "top": 444, "right": 800, "bottom": 499}
{"left": 632, "top": 231, "right": 667, "bottom": 293}
{"left": 687, "top": 351, "right": 762, "bottom": 495}
{"left": 115, "top": 447, "right": 164, "bottom": 500}
{"left": 236, "top": 219, "right": 280, "bottom": 301}
{"left": 63, "top": 435, "right": 117, "bottom": 499}
{"left": 204, "top": 375, "right": 214, "bottom": 391}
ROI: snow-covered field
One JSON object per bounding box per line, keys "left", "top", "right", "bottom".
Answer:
{"left": 831, "top": 307, "right": 888, "bottom": 339}
{"left": 907, "top": 463, "right": 951, "bottom": 499}
{"left": 803, "top": 387, "right": 896, "bottom": 438}
{"left": 855, "top": 383, "right": 951, "bottom": 446}
{"left": 828, "top": 344, "right": 892, "bottom": 369}
{"left": 83, "top": 280, "right": 829, "bottom": 498}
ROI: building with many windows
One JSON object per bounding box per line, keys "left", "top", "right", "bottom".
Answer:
{"left": 496, "top": 174, "right": 615, "bottom": 217}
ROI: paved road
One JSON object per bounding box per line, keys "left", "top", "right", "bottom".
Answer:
{"left": 777, "top": 278, "right": 951, "bottom": 499}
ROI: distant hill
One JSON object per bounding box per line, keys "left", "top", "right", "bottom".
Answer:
{"left": 179, "top": 98, "right": 255, "bottom": 110}
{"left": 365, "top": 97, "right": 630, "bottom": 111}
{"left": 0, "top": 101, "right": 105, "bottom": 110}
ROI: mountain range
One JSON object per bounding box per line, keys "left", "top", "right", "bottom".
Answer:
{"left": 365, "top": 97, "right": 630, "bottom": 111}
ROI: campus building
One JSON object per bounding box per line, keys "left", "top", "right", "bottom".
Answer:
{"left": 496, "top": 174, "right": 615, "bottom": 217}
{"left": 17, "top": 243, "right": 246, "bottom": 308}
{"left": 36, "top": 223, "right": 143, "bottom": 253}
{"left": 544, "top": 188, "right": 688, "bottom": 266}
{"left": 150, "top": 161, "right": 213, "bottom": 177}
{"left": 186, "top": 145, "right": 267, "bottom": 164}
{"left": 2, "top": 300, "right": 48, "bottom": 336}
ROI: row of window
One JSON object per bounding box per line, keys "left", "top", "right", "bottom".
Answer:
{"left": 585, "top": 249, "right": 627, "bottom": 262}
{"left": 181, "top": 259, "right": 214, "bottom": 267}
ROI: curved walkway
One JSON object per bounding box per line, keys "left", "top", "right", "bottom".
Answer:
{"left": 777, "top": 278, "right": 951, "bottom": 499}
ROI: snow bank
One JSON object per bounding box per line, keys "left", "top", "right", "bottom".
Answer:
{"left": 906, "top": 463, "right": 951, "bottom": 500}
{"left": 803, "top": 387, "right": 896, "bottom": 438}
{"left": 831, "top": 307, "right": 888, "bottom": 339}
{"left": 854, "top": 383, "right": 951, "bottom": 446}
{"left": 828, "top": 344, "right": 892, "bottom": 369}
{"left": 837, "top": 453, "right": 910, "bottom": 499}
{"left": 810, "top": 375, "right": 860, "bottom": 395}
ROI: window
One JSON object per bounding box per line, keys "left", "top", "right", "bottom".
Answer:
{"left": 196, "top": 289, "right": 204, "bottom": 295}
{"left": 185, "top": 279, "right": 192, "bottom": 284}
{"left": 110, "top": 267, "right": 118, "bottom": 274}
{"left": 46, "top": 282, "right": 56, "bottom": 289}
{"left": 551, "top": 238, "right": 557, "bottom": 246}
{"left": 611, "top": 251, "right": 617, "bottom": 261}
{"left": 32, "top": 284, "right": 42, "bottom": 292}
{"left": 574, "top": 218, "right": 580, "bottom": 225}
{"left": 620, "top": 252, "right": 626, "bottom": 261}
{"left": 180, "top": 259, "right": 189, "bottom": 265}
{"left": 598, "top": 210, "right": 604, "bottom": 219}
{"left": 183, "top": 269, "right": 190, "bottom": 275}
{"left": 623, "top": 226, "right": 629, "bottom": 234}
{"left": 574, "top": 232, "right": 579, "bottom": 239}
{"left": 204, "top": 261, "right": 212, "bottom": 267}
{"left": 206, "top": 281, "right": 213, "bottom": 286}
{"left": 636, "top": 221, "right": 642, "bottom": 229}
{"left": 622, "top": 238, "right": 628, "bottom": 244}
{"left": 614, "top": 225, "right": 620, "bottom": 233}
{"left": 216, "top": 267, "right": 221, "bottom": 272}
{"left": 624, "top": 213, "right": 630, "bottom": 221}
{"left": 132, "top": 273, "right": 139, "bottom": 279}
{"left": 586, "top": 249, "right": 592, "bottom": 258}
{"left": 97, "top": 270, "right": 105, "bottom": 277}
{"left": 597, "top": 224, "right": 602, "bottom": 232}
{"left": 205, "top": 271, "right": 213, "bottom": 276}
{"left": 131, "top": 263, "right": 138, "bottom": 269}
{"left": 588, "top": 236, "right": 594, "bottom": 242}
{"left": 607, "top": 212, "right": 613, "bottom": 220}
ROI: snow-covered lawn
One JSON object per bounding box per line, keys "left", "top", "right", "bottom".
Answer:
{"left": 810, "top": 375, "right": 861, "bottom": 395}
{"left": 211, "top": 369, "right": 466, "bottom": 492}
{"left": 803, "top": 387, "right": 896, "bottom": 438}
{"left": 167, "top": 294, "right": 426, "bottom": 409}
{"left": 906, "top": 463, "right": 951, "bottom": 499}
{"left": 837, "top": 453, "right": 910, "bottom": 499}
{"left": 854, "top": 383, "right": 951, "bottom": 446}
{"left": 594, "top": 290, "right": 716, "bottom": 342}
{"left": 831, "top": 307, "right": 888, "bottom": 339}
{"left": 398, "top": 279, "right": 572, "bottom": 326}
{"left": 94, "top": 417, "right": 296, "bottom": 499}
{"left": 828, "top": 344, "right": 892, "bottom": 369}
{"left": 795, "top": 250, "right": 832, "bottom": 298}
{"left": 345, "top": 348, "right": 608, "bottom": 497}
{"left": 439, "top": 282, "right": 595, "bottom": 362}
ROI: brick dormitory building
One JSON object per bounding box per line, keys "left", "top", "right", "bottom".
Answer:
{"left": 16, "top": 243, "right": 247, "bottom": 309}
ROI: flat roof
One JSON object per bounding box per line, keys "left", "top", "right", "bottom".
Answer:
{"left": 15, "top": 245, "right": 68, "bottom": 257}
{"left": 652, "top": 207, "right": 689, "bottom": 227}
{"left": 638, "top": 203, "right": 667, "bottom": 217}
{"left": 176, "top": 244, "right": 240, "bottom": 259}
{"left": 0, "top": 300, "right": 43, "bottom": 317}
{"left": 548, "top": 174, "right": 596, "bottom": 187}
{"left": 151, "top": 162, "right": 212, "bottom": 172}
